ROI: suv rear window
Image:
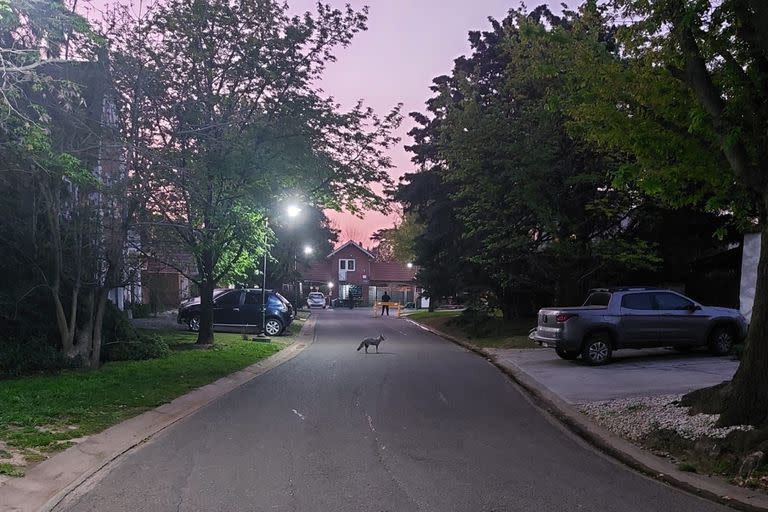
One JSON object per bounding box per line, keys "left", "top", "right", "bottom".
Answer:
{"left": 583, "top": 292, "right": 611, "bottom": 306}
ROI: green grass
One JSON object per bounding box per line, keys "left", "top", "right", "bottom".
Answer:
{"left": 406, "top": 310, "right": 464, "bottom": 321}
{"left": 0, "top": 326, "right": 295, "bottom": 473}
{"left": 409, "top": 311, "right": 536, "bottom": 349}
{"left": 0, "top": 463, "right": 24, "bottom": 477}
{"left": 678, "top": 462, "right": 698, "bottom": 473}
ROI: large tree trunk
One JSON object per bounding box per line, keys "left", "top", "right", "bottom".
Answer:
{"left": 89, "top": 288, "right": 109, "bottom": 368}
{"left": 718, "top": 217, "right": 768, "bottom": 426}
{"left": 684, "top": 216, "right": 768, "bottom": 426}
{"left": 197, "top": 277, "right": 215, "bottom": 345}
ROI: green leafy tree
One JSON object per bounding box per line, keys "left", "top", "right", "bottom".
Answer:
{"left": 107, "top": 0, "right": 400, "bottom": 344}
{"left": 0, "top": 0, "right": 131, "bottom": 367}
{"left": 402, "top": 8, "right": 661, "bottom": 318}
{"left": 371, "top": 212, "right": 422, "bottom": 263}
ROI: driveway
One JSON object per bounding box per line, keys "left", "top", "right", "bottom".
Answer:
{"left": 489, "top": 347, "right": 739, "bottom": 403}
{"left": 57, "top": 309, "right": 728, "bottom": 512}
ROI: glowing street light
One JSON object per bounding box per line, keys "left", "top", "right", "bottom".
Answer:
{"left": 286, "top": 204, "right": 302, "bottom": 218}
{"left": 294, "top": 244, "right": 314, "bottom": 309}
{"left": 327, "top": 282, "right": 334, "bottom": 288}
{"left": 407, "top": 262, "right": 414, "bottom": 269}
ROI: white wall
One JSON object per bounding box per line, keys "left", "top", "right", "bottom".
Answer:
{"left": 740, "top": 233, "right": 761, "bottom": 322}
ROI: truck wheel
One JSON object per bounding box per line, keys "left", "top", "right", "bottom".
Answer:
{"left": 555, "top": 347, "right": 579, "bottom": 360}
{"left": 581, "top": 333, "right": 612, "bottom": 365}
{"left": 708, "top": 327, "right": 734, "bottom": 356}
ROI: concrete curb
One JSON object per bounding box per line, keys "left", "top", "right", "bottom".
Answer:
{"left": 406, "top": 318, "right": 768, "bottom": 512}
{"left": 0, "top": 316, "right": 317, "bottom": 512}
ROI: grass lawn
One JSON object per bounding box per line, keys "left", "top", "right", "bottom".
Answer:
{"left": 0, "top": 322, "right": 300, "bottom": 477}
{"left": 408, "top": 310, "right": 537, "bottom": 349}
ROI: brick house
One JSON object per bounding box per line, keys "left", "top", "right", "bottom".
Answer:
{"left": 301, "top": 240, "right": 420, "bottom": 306}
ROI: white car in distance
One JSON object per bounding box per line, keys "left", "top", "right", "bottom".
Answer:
{"left": 307, "top": 291, "right": 327, "bottom": 309}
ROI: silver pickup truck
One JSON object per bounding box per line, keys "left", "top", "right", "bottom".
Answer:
{"left": 529, "top": 287, "right": 748, "bottom": 365}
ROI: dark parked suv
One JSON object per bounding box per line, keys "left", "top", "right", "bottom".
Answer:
{"left": 177, "top": 289, "right": 293, "bottom": 336}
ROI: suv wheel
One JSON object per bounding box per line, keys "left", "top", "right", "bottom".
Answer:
{"left": 555, "top": 347, "right": 579, "bottom": 360}
{"left": 264, "top": 318, "right": 283, "bottom": 336}
{"left": 188, "top": 314, "right": 200, "bottom": 333}
{"left": 581, "top": 333, "right": 612, "bottom": 365}
{"left": 708, "top": 327, "right": 734, "bottom": 356}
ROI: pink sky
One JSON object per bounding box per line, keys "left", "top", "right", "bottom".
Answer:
{"left": 84, "top": 0, "right": 575, "bottom": 243}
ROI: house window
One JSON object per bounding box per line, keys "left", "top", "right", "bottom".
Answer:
{"left": 339, "top": 259, "right": 355, "bottom": 272}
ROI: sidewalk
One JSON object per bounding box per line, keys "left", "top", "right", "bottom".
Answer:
{"left": 487, "top": 347, "right": 738, "bottom": 403}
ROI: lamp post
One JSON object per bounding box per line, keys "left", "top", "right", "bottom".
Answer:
{"left": 259, "top": 203, "right": 302, "bottom": 336}
{"left": 295, "top": 245, "right": 313, "bottom": 312}
{"left": 327, "top": 281, "right": 334, "bottom": 308}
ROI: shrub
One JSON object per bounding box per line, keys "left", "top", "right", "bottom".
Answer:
{"left": 0, "top": 338, "right": 79, "bottom": 379}
{"left": 448, "top": 308, "right": 495, "bottom": 338}
{"left": 103, "top": 334, "right": 170, "bottom": 361}
{"left": 101, "top": 301, "right": 140, "bottom": 345}
{"left": 101, "top": 302, "right": 169, "bottom": 361}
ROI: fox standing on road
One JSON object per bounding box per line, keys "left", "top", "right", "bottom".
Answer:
{"left": 357, "top": 334, "right": 385, "bottom": 353}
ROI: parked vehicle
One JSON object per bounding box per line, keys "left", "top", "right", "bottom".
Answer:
{"left": 307, "top": 291, "right": 326, "bottom": 309}
{"left": 177, "top": 289, "right": 294, "bottom": 336}
{"left": 529, "top": 287, "right": 748, "bottom": 365}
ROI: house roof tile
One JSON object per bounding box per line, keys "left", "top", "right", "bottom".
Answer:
{"left": 369, "top": 262, "right": 417, "bottom": 283}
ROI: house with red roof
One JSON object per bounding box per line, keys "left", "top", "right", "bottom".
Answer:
{"left": 300, "top": 240, "right": 421, "bottom": 306}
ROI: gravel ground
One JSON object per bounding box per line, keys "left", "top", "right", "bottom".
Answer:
{"left": 579, "top": 394, "right": 753, "bottom": 442}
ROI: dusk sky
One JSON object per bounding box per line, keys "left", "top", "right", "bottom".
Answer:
{"left": 84, "top": 0, "right": 576, "bottom": 245}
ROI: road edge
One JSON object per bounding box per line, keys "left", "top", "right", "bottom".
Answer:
{"left": 0, "top": 315, "right": 318, "bottom": 512}
{"left": 406, "top": 317, "right": 768, "bottom": 512}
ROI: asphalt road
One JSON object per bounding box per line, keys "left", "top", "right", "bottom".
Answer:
{"left": 58, "top": 309, "right": 728, "bottom": 512}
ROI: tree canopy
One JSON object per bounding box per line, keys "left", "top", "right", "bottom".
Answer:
{"left": 106, "top": 0, "right": 401, "bottom": 343}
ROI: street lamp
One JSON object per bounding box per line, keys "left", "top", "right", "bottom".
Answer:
{"left": 407, "top": 262, "right": 414, "bottom": 269}
{"left": 286, "top": 205, "right": 302, "bottom": 218}
{"left": 259, "top": 203, "right": 303, "bottom": 335}
{"left": 295, "top": 244, "right": 313, "bottom": 312}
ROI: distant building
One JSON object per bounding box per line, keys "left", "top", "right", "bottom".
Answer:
{"left": 300, "top": 240, "right": 420, "bottom": 306}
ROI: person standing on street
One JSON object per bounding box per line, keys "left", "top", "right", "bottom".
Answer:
{"left": 381, "top": 291, "right": 391, "bottom": 316}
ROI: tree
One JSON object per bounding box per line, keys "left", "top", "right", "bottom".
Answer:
{"left": 401, "top": 7, "right": 660, "bottom": 318}
{"left": 0, "top": 0, "right": 131, "bottom": 367}
{"left": 371, "top": 211, "right": 422, "bottom": 263}
{"left": 106, "top": 0, "right": 401, "bottom": 344}
{"left": 396, "top": 164, "right": 485, "bottom": 312}
{"left": 557, "top": 0, "right": 767, "bottom": 426}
